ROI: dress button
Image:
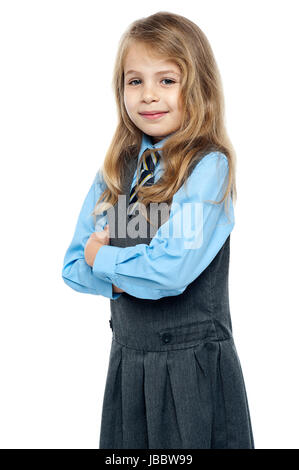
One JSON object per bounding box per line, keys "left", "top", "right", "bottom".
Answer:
{"left": 161, "top": 333, "right": 172, "bottom": 344}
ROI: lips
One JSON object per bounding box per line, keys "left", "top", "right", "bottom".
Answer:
{"left": 139, "top": 111, "right": 168, "bottom": 115}
{"left": 139, "top": 111, "right": 169, "bottom": 120}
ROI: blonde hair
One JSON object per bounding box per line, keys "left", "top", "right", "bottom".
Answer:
{"left": 91, "top": 11, "right": 237, "bottom": 226}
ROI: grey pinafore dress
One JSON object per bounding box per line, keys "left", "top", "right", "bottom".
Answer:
{"left": 99, "top": 146, "right": 255, "bottom": 449}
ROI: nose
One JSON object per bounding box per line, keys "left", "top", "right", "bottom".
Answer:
{"left": 141, "top": 83, "right": 159, "bottom": 102}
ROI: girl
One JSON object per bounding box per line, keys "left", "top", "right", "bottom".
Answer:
{"left": 62, "top": 11, "right": 254, "bottom": 449}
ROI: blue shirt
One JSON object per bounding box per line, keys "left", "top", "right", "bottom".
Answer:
{"left": 62, "top": 132, "right": 235, "bottom": 300}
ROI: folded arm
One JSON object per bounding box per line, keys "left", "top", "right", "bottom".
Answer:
{"left": 92, "top": 152, "right": 235, "bottom": 300}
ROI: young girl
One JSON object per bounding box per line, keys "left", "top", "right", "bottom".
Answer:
{"left": 62, "top": 11, "right": 254, "bottom": 449}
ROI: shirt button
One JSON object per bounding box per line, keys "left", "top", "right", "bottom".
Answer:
{"left": 161, "top": 333, "right": 172, "bottom": 344}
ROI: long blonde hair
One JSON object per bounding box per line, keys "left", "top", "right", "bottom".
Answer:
{"left": 91, "top": 11, "right": 237, "bottom": 226}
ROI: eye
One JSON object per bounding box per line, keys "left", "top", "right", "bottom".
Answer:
{"left": 128, "top": 79, "right": 141, "bottom": 86}
{"left": 127, "top": 78, "right": 176, "bottom": 86}
{"left": 161, "top": 79, "right": 175, "bottom": 85}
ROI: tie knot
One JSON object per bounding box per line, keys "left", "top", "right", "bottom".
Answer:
{"left": 141, "top": 148, "right": 161, "bottom": 174}
{"left": 128, "top": 147, "right": 162, "bottom": 217}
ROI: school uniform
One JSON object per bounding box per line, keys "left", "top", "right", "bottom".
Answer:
{"left": 62, "top": 132, "right": 254, "bottom": 449}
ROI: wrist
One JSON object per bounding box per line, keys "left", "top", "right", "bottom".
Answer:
{"left": 113, "top": 283, "right": 124, "bottom": 293}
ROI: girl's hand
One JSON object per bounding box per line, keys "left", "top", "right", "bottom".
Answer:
{"left": 84, "top": 225, "right": 110, "bottom": 267}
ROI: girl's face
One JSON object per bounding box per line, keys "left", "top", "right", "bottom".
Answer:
{"left": 123, "top": 42, "right": 183, "bottom": 144}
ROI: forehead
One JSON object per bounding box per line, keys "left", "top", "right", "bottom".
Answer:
{"left": 124, "top": 42, "right": 180, "bottom": 75}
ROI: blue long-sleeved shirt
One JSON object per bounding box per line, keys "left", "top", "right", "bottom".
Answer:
{"left": 62, "top": 132, "right": 235, "bottom": 300}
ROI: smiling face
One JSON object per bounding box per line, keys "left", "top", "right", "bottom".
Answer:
{"left": 123, "top": 42, "right": 183, "bottom": 143}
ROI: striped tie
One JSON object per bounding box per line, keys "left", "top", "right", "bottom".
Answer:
{"left": 128, "top": 148, "right": 161, "bottom": 217}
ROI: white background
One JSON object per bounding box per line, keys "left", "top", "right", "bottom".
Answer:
{"left": 1, "top": 0, "right": 298, "bottom": 449}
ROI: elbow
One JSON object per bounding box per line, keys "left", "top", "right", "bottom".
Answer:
{"left": 158, "top": 268, "right": 187, "bottom": 293}
{"left": 61, "top": 272, "right": 90, "bottom": 295}
{"left": 62, "top": 273, "right": 75, "bottom": 291}
{"left": 61, "top": 260, "right": 104, "bottom": 296}
{"left": 61, "top": 265, "right": 67, "bottom": 284}
{"left": 61, "top": 268, "right": 75, "bottom": 292}
{"left": 61, "top": 262, "right": 78, "bottom": 292}
{"left": 147, "top": 285, "right": 187, "bottom": 300}
{"left": 61, "top": 263, "right": 71, "bottom": 284}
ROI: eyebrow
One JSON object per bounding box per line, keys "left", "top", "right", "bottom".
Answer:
{"left": 125, "top": 69, "right": 180, "bottom": 77}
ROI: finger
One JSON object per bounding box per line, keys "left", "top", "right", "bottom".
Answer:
{"left": 94, "top": 231, "right": 109, "bottom": 241}
{"left": 94, "top": 231, "right": 108, "bottom": 237}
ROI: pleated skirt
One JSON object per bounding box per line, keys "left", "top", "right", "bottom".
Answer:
{"left": 99, "top": 322, "right": 254, "bottom": 449}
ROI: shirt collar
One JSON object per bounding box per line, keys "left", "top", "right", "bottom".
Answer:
{"left": 138, "top": 132, "right": 173, "bottom": 164}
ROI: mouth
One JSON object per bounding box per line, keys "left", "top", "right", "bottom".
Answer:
{"left": 139, "top": 111, "right": 169, "bottom": 120}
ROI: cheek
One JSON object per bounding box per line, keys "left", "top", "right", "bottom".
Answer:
{"left": 169, "top": 91, "right": 183, "bottom": 113}
{"left": 123, "top": 92, "right": 129, "bottom": 110}
{"left": 124, "top": 91, "right": 135, "bottom": 112}
{"left": 176, "top": 91, "right": 184, "bottom": 113}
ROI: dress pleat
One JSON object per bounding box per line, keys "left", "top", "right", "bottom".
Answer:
{"left": 144, "top": 350, "right": 181, "bottom": 448}
{"left": 121, "top": 345, "right": 148, "bottom": 448}
{"left": 166, "top": 347, "right": 212, "bottom": 448}
{"left": 99, "top": 340, "right": 123, "bottom": 448}
{"left": 218, "top": 340, "right": 255, "bottom": 448}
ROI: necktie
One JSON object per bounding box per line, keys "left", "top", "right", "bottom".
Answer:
{"left": 128, "top": 148, "right": 161, "bottom": 217}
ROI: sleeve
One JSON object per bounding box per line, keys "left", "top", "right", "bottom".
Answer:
{"left": 61, "top": 171, "right": 122, "bottom": 300}
{"left": 92, "top": 152, "right": 235, "bottom": 300}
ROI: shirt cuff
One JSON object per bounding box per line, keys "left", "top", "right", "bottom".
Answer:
{"left": 97, "top": 277, "right": 121, "bottom": 300}
{"left": 111, "top": 290, "right": 122, "bottom": 300}
{"left": 92, "top": 244, "right": 120, "bottom": 283}
{"left": 107, "top": 280, "right": 122, "bottom": 300}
